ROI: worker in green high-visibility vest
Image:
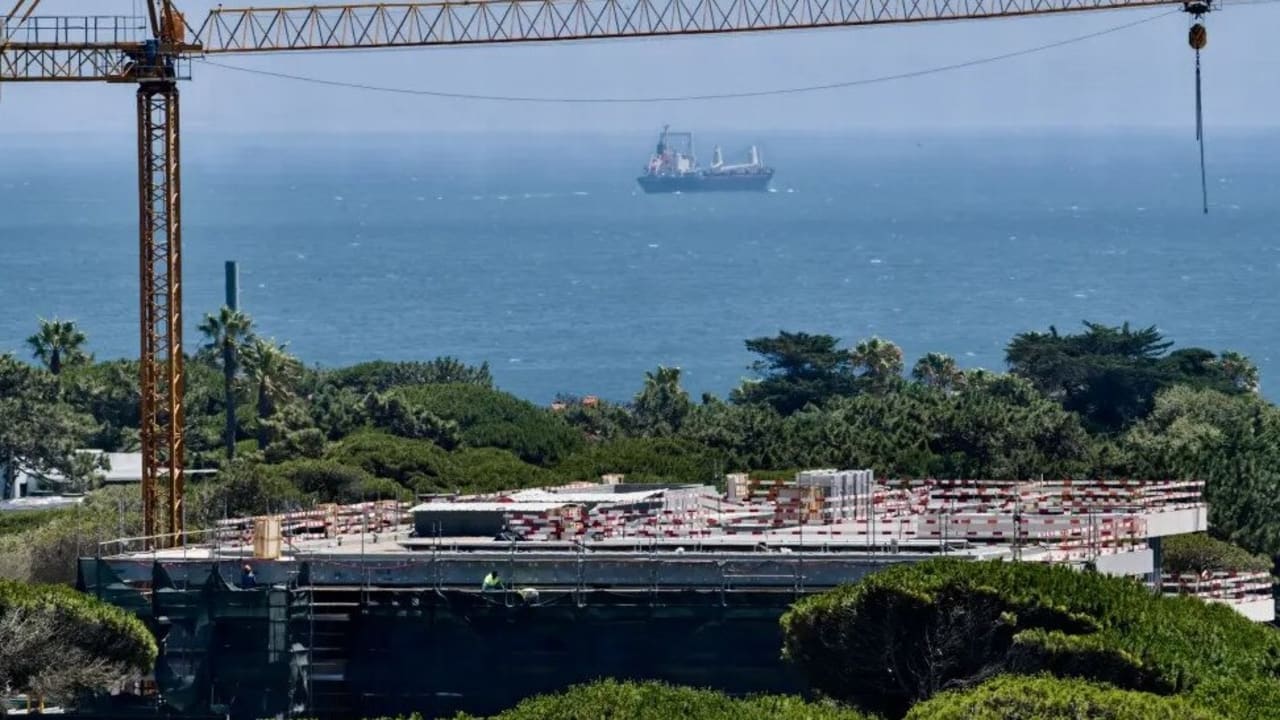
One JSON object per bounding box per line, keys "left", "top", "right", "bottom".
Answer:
{"left": 481, "top": 571, "right": 503, "bottom": 592}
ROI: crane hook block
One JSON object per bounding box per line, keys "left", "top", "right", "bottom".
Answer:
{"left": 1189, "top": 23, "right": 1208, "bottom": 50}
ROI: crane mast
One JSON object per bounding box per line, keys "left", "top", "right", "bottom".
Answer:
{"left": 0, "top": 0, "right": 1211, "bottom": 548}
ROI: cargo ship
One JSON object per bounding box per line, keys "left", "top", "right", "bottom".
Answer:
{"left": 637, "top": 125, "right": 773, "bottom": 193}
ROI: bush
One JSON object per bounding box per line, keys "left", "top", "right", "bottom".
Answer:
{"left": 1188, "top": 677, "right": 1280, "bottom": 720}
{"left": 0, "top": 508, "right": 70, "bottom": 537}
{"left": 905, "top": 675, "right": 1223, "bottom": 720}
{"left": 0, "top": 578, "right": 157, "bottom": 703}
{"left": 456, "top": 679, "right": 871, "bottom": 720}
{"left": 327, "top": 430, "right": 459, "bottom": 493}
{"left": 1162, "top": 533, "right": 1273, "bottom": 575}
{"left": 212, "top": 461, "right": 309, "bottom": 518}
{"left": 780, "top": 559, "right": 1280, "bottom": 718}
{"left": 351, "top": 476, "right": 415, "bottom": 502}
{"left": 555, "top": 437, "right": 721, "bottom": 485}
{"left": 449, "top": 447, "right": 559, "bottom": 494}
{"left": 324, "top": 358, "right": 493, "bottom": 394}
{"left": 0, "top": 487, "right": 148, "bottom": 585}
{"left": 270, "top": 459, "right": 377, "bottom": 503}
{"left": 396, "top": 384, "right": 583, "bottom": 466}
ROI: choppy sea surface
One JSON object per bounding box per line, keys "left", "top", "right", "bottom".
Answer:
{"left": 1, "top": 130, "right": 1276, "bottom": 403}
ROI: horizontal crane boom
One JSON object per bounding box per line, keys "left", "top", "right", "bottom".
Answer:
{"left": 193, "top": 0, "right": 1187, "bottom": 54}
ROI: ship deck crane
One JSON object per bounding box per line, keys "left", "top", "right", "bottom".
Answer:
{"left": 0, "top": 0, "right": 1215, "bottom": 548}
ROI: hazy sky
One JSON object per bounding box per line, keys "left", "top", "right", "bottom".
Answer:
{"left": 2, "top": 0, "right": 1279, "bottom": 136}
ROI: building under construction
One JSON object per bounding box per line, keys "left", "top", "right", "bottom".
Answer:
{"left": 80, "top": 470, "right": 1271, "bottom": 719}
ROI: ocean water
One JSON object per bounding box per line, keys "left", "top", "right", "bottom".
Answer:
{"left": 1, "top": 130, "right": 1277, "bottom": 403}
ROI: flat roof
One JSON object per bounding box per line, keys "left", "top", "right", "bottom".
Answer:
{"left": 507, "top": 489, "right": 667, "bottom": 504}
{"left": 410, "top": 501, "right": 570, "bottom": 514}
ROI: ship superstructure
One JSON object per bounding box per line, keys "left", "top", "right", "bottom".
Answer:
{"left": 638, "top": 125, "right": 773, "bottom": 193}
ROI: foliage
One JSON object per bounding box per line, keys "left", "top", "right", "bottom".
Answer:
{"left": 911, "top": 353, "right": 964, "bottom": 393}
{"left": 850, "top": 336, "right": 905, "bottom": 393}
{"left": 182, "top": 360, "right": 241, "bottom": 460}
{"left": 269, "top": 459, "right": 377, "bottom": 503}
{"left": 395, "top": 384, "right": 583, "bottom": 466}
{"left": 240, "top": 337, "right": 304, "bottom": 450}
{"left": 449, "top": 447, "right": 559, "bottom": 494}
{"left": 0, "top": 354, "right": 95, "bottom": 493}
{"left": 631, "top": 365, "right": 693, "bottom": 437}
{"left": 263, "top": 427, "right": 328, "bottom": 464}
{"left": 307, "top": 383, "right": 367, "bottom": 440}
{"left": 324, "top": 358, "right": 493, "bottom": 395}
{"left": 0, "top": 508, "right": 70, "bottom": 537}
{"left": 213, "top": 460, "right": 309, "bottom": 518}
{"left": 751, "top": 376, "right": 1088, "bottom": 481}
{"left": 1006, "top": 322, "right": 1248, "bottom": 432}
{"left": 680, "top": 400, "right": 789, "bottom": 471}
{"left": 326, "top": 431, "right": 459, "bottom": 494}
{"left": 60, "top": 360, "right": 140, "bottom": 452}
{"left": 1161, "top": 533, "right": 1273, "bottom": 575}
{"left": 733, "top": 331, "right": 860, "bottom": 414}
{"left": 26, "top": 318, "right": 90, "bottom": 375}
{"left": 197, "top": 305, "right": 255, "bottom": 459}
{"left": 457, "top": 679, "right": 872, "bottom": 720}
{"left": 364, "top": 392, "right": 462, "bottom": 449}
{"left": 553, "top": 394, "right": 632, "bottom": 442}
{"left": 0, "top": 577, "right": 156, "bottom": 703}
{"left": 779, "top": 559, "right": 1280, "bottom": 718}
{"left": 1188, "top": 677, "right": 1280, "bottom": 720}
{"left": 556, "top": 437, "right": 721, "bottom": 485}
{"left": 1115, "top": 385, "right": 1280, "bottom": 559}
{"left": 904, "top": 675, "right": 1224, "bottom": 720}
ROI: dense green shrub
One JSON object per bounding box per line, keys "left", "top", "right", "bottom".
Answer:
{"left": 269, "top": 459, "right": 380, "bottom": 503}
{"left": 0, "top": 508, "right": 70, "bottom": 537}
{"left": 396, "top": 384, "right": 583, "bottom": 466}
{"left": 1162, "top": 533, "right": 1273, "bottom": 575}
{"left": 213, "top": 460, "right": 309, "bottom": 518}
{"left": 449, "top": 447, "right": 559, "bottom": 494}
{"left": 1114, "top": 386, "right": 1280, "bottom": 560}
{"left": 0, "top": 578, "right": 157, "bottom": 702}
{"left": 555, "top": 437, "right": 721, "bottom": 485}
{"left": 327, "top": 430, "right": 459, "bottom": 492}
{"left": 904, "top": 675, "right": 1223, "bottom": 720}
{"left": 780, "top": 559, "right": 1280, "bottom": 718}
{"left": 324, "top": 358, "right": 493, "bottom": 394}
{"left": 1188, "top": 677, "right": 1280, "bottom": 720}
{"left": 455, "top": 679, "right": 871, "bottom": 720}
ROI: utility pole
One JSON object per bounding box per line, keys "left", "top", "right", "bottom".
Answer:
{"left": 225, "top": 260, "right": 240, "bottom": 311}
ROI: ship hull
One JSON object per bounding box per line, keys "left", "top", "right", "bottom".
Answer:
{"left": 637, "top": 171, "right": 773, "bottom": 194}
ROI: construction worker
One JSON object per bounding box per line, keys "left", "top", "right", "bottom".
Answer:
{"left": 239, "top": 564, "right": 257, "bottom": 589}
{"left": 481, "top": 571, "right": 502, "bottom": 592}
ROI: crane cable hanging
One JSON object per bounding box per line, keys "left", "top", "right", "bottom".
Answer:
{"left": 1187, "top": 1, "right": 1210, "bottom": 214}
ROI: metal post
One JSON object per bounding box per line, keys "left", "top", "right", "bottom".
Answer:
{"left": 137, "top": 80, "right": 184, "bottom": 549}
{"left": 225, "top": 260, "right": 239, "bottom": 311}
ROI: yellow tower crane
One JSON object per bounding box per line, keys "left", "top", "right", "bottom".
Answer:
{"left": 0, "top": 0, "right": 1214, "bottom": 548}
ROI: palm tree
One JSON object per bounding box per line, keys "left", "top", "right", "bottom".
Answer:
{"left": 632, "top": 365, "right": 692, "bottom": 436}
{"left": 911, "top": 352, "right": 965, "bottom": 392}
{"left": 26, "top": 318, "right": 89, "bottom": 375}
{"left": 198, "top": 306, "right": 254, "bottom": 459}
{"left": 240, "top": 337, "right": 303, "bottom": 450}
{"left": 850, "top": 337, "right": 904, "bottom": 390}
